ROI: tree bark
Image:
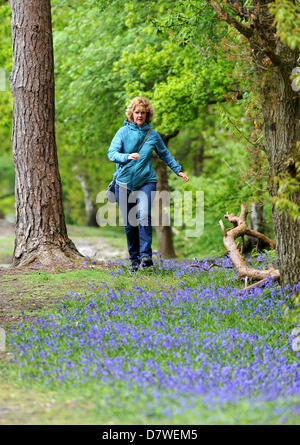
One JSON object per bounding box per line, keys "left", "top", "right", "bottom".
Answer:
{"left": 257, "top": 62, "right": 300, "bottom": 287}
{"left": 249, "top": 1, "right": 300, "bottom": 287}
{"left": 153, "top": 132, "right": 179, "bottom": 259}
{"left": 186, "top": 134, "right": 205, "bottom": 176}
{"left": 207, "top": 0, "right": 300, "bottom": 287}
{"left": 9, "top": 0, "right": 83, "bottom": 267}
{"left": 154, "top": 159, "right": 177, "bottom": 258}
{"left": 75, "top": 172, "right": 98, "bottom": 227}
{"left": 244, "top": 201, "right": 267, "bottom": 252}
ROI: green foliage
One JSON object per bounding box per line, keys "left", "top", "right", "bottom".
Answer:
{"left": 1, "top": 0, "right": 295, "bottom": 237}
{"left": 270, "top": 0, "right": 300, "bottom": 89}
{"left": 52, "top": 0, "right": 247, "bottom": 222}
{"left": 270, "top": 0, "right": 300, "bottom": 50}
{"left": 0, "top": 3, "right": 12, "bottom": 157}
{"left": 166, "top": 101, "right": 272, "bottom": 259}
{"left": 283, "top": 292, "right": 300, "bottom": 325}
{"left": 271, "top": 160, "right": 300, "bottom": 222}
{"left": 0, "top": 3, "right": 13, "bottom": 218}
{"left": 52, "top": 0, "right": 132, "bottom": 222}
{"left": 112, "top": 0, "right": 243, "bottom": 135}
{"left": 117, "top": 40, "right": 237, "bottom": 134}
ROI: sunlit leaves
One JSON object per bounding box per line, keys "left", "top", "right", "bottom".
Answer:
{"left": 270, "top": 0, "right": 300, "bottom": 50}
{"left": 0, "top": 4, "right": 14, "bottom": 217}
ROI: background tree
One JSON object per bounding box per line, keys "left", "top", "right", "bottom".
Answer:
{"left": 112, "top": 0, "right": 242, "bottom": 257}
{"left": 8, "top": 0, "right": 82, "bottom": 266}
{"left": 139, "top": 0, "right": 300, "bottom": 287}
{"left": 206, "top": 0, "right": 300, "bottom": 287}
{"left": 52, "top": 0, "right": 239, "bottom": 257}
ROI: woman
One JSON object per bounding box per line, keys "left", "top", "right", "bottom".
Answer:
{"left": 107, "top": 97, "right": 189, "bottom": 271}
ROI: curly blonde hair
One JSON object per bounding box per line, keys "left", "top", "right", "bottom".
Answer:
{"left": 126, "top": 97, "right": 155, "bottom": 123}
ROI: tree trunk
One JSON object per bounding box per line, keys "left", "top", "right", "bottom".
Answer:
{"left": 153, "top": 132, "right": 179, "bottom": 258}
{"left": 206, "top": 0, "right": 300, "bottom": 288}
{"left": 191, "top": 133, "right": 205, "bottom": 176}
{"left": 257, "top": 63, "right": 300, "bottom": 287}
{"left": 244, "top": 201, "right": 267, "bottom": 252}
{"left": 75, "top": 173, "right": 98, "bottom": 227}
{"left": 9, "top": 0, "right": 82, "bottom": 267}
{"left": 154, "top": 159, "right": 177, "bottom": 258}
{"left": 192, "top": 145, "right": 204, "bottom": 176}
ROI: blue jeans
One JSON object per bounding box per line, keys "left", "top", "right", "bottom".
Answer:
{"left": 115, "top": 182, "right": 156, "bottom": 264}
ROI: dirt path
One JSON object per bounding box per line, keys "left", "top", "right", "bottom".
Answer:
{"left": 0, "top": 219, "right": 15, "bottom": 238}
{"left": 72, "top": 237, "right": 127, "bottom": 261}
{"left": 0, "top": 219, "right": 128, "bottom": 266}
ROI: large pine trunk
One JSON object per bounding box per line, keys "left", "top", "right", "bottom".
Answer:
{"left": 256, "top": 62, "right": 300, "bottom": 288}
{"left": 9, "top": 0, "right": 82, "bottom": 267}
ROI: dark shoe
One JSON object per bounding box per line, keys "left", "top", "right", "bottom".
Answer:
{"left": 140, "top": 256, "right": 153, "bottom": 268}
{"left": 129, "top": 262, "right": 139, "bottom": 273}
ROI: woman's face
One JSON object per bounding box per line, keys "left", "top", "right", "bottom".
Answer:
{"left": 133, "top": 106, "right": 147, "bottom": 127}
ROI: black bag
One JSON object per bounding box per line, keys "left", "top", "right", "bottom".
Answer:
{"left": 106, "top": 129, "right": 151, "bottom": 202}
{"left": 106, "top": 177, "right": 117, "bottom": 203}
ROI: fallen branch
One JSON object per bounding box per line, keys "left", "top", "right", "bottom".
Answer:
{"left": 219, "top": 219, "right": 227, "bottom": 237}
{"left": 219, "top": 203, "right": 280, "bottom": 282}
{"left": 238, "top": 278, "right": 269, "bottom": 294}
{"left": 190, "top": 262, "right": 233, "bottom": 270}
{"left": 244, "top": 228, "right": 276, "bottom": 249}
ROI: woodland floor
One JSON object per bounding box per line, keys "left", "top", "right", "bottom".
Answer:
{"left": 0, "top": 220, "right": 298, "bottom": 425}
{"left": 0, "top": 220, "right": 129, "bottom": 424}
{"left": 0, "top": 219, "right": 127, "bottom": 339}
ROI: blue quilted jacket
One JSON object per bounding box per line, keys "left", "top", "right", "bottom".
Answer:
{"left": 107, "top": 120, "right": 182, "bottom": 191}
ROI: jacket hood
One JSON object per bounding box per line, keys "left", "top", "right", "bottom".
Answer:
{"left": 124, "top": 120, "right": 151, "bottom": 131}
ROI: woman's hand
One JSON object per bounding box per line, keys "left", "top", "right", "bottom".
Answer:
{"left": 128, "top": 153, "right": 140, "bottom": 161}
{"left": 178, "top": 171, "right": 189, "bottom": 182}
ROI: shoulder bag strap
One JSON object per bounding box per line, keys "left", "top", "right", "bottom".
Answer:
{"left": 136, "top": 129, "right": 152, "bottom": 153}
{"left": 119, "top": 129, "right": 152, "bottom": 170}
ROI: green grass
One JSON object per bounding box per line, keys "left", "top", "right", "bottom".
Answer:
{"left": 1, "top": 376, "right": 297, "bottom": 425}
{"left": 67, "top": 224, "right": 123, "bottom": 240}
{"left": 0, "top": 227, "right": 298, "bottom": 425}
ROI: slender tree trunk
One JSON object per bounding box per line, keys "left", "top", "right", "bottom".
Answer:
{"left": 9, "top": 0, "right": 82, "bottom": 267}
{"left": 75, "top": 173, "right": 98, "bottom": 227}
{"left": 154, "top": 159, "right": 177, "bottom": 258}
{"left": 153, "top": 132, "right": 179, "bottom": 259}
{"left": 192, "top": 144, "right": 204, "bottom": 176}
{"left": 244, "top": 201, "right": 267, "bottom": 252}
{"left": 249, "top": 202, "right": 265, "bottom": 233}
{"left": 192, "top": 133, "right": 205, "bottom": 176}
